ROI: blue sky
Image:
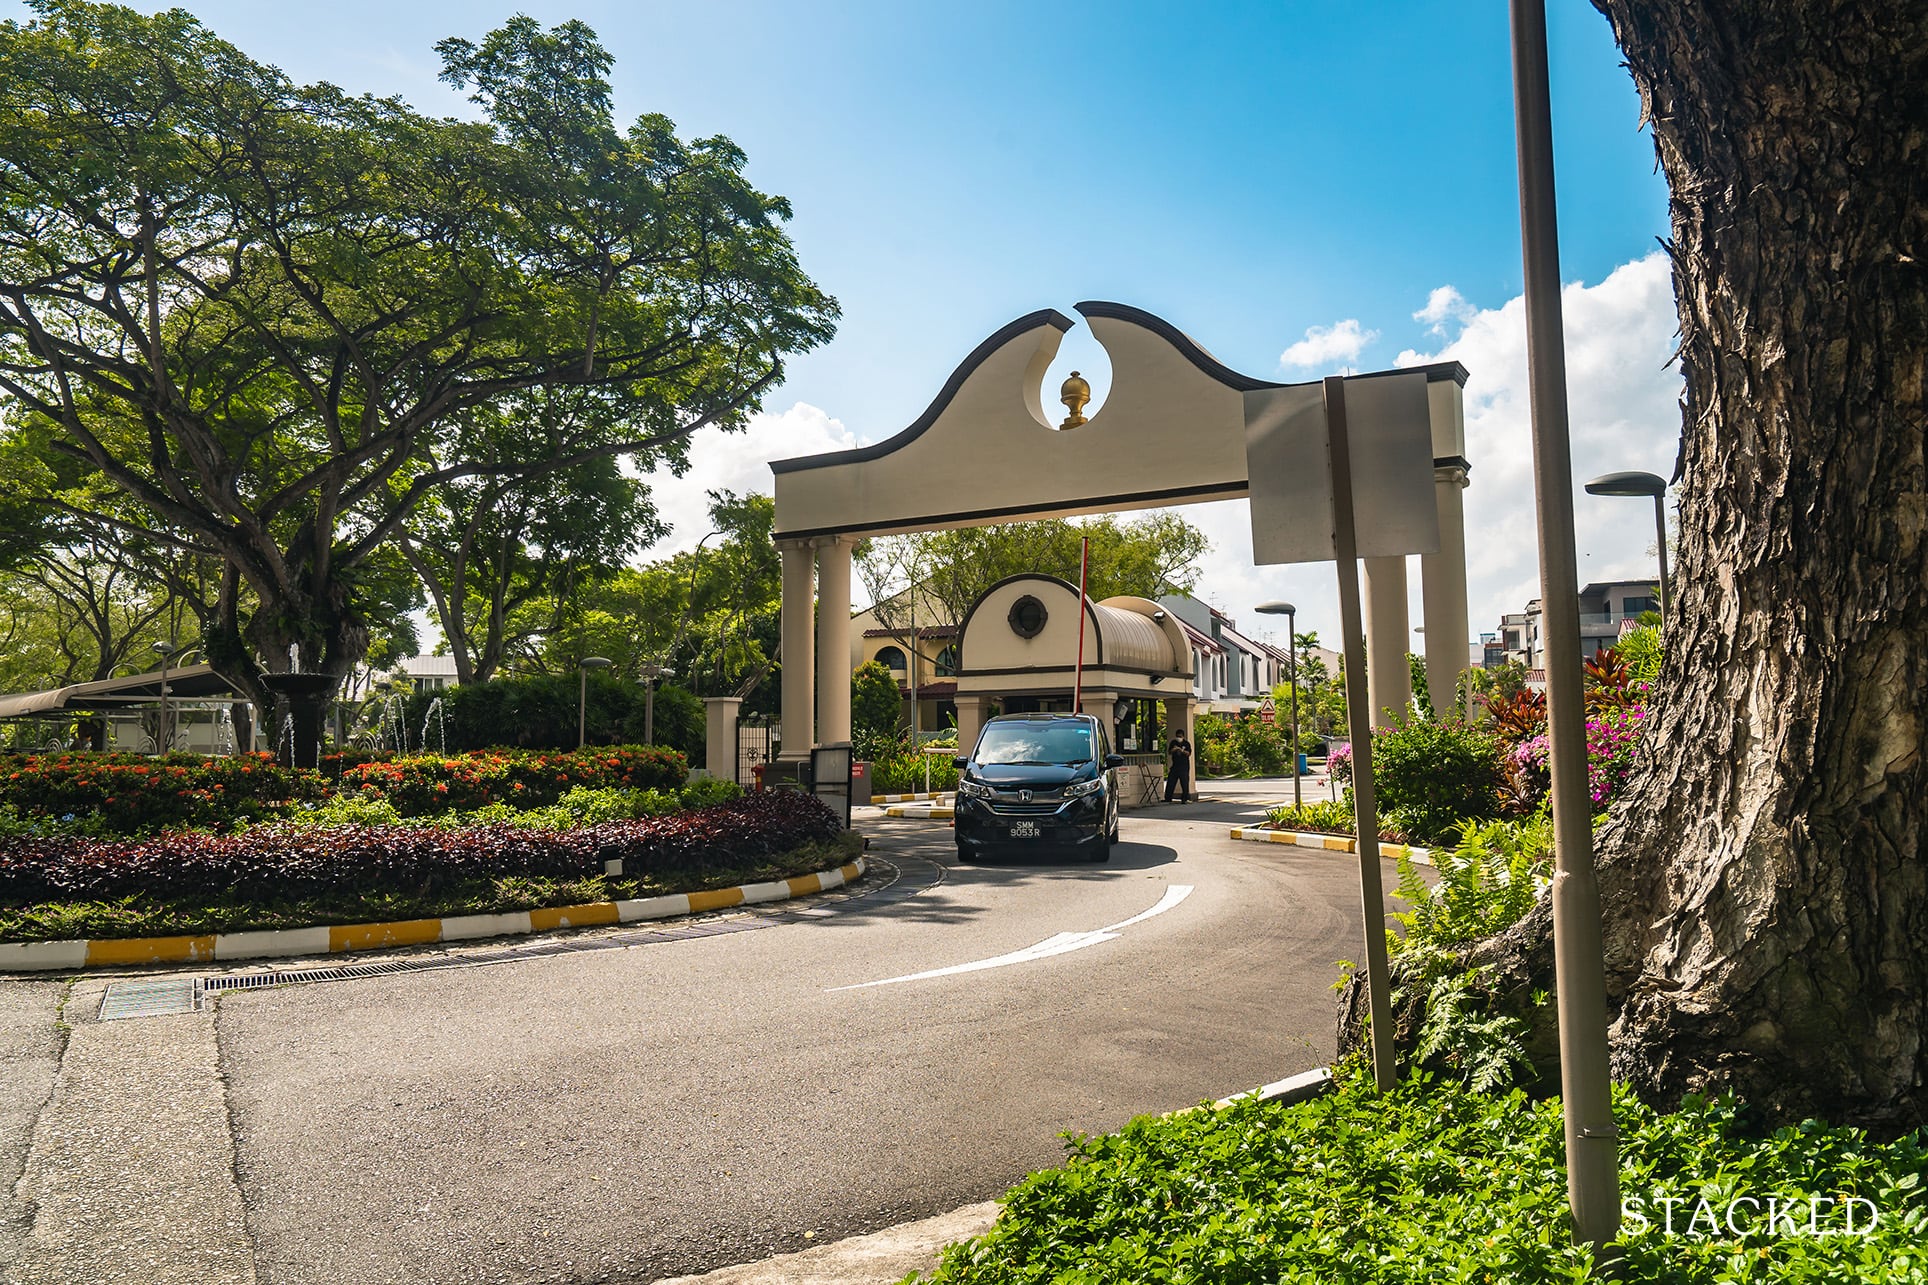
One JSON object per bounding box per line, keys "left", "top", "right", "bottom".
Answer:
{"left": 7, "top": 1, "right": 1681, "bottom": 647}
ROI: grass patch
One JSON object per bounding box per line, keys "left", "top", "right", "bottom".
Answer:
{"left": 0, "top": 831, "right": 863, "bottom": 942}
{"left": 907, "top": 1069, "right": 1928, "bottom": 1284}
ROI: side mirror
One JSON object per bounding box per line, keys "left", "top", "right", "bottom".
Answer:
{"left": 1103, "top": 753, "right": 1125, "bottom": 769}
{"left": 952, "top": 755, "right": 968, "bottom": 770}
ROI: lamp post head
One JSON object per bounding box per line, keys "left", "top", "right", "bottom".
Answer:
{"left": 1584, "top": 470, "right": 1666, "bottom": 498}
{"left": 1254, "top": 601, "right": 1296, "bottom": 619}
{"left": 152, "top": 640, "right": 179, "bottom": 659}
{"left": 579, "top": 656, "right": 613, "bottom": 671}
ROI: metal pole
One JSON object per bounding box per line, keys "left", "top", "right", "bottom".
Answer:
{"left": 578, "top": 668, "right": 588, "bottom": 750}
{"left": 1510, "top": 0, "right": 1621, "bottom": 1252}
{"left": 909, "top": 570, "right": 919, "bottom": 740}
{"left": 1289, "top": 610, "right": 1301, "bottom": 811}
{"left": 1324, "top": 375, "right": 1397, "bottom": 1094}
{"left": 158, "top": 657, "right": 171, "bottom": 756}
{"left": 645, "top": 674, "right": 656, "bottom": 746}
{"left": 1072, "top": 536, "right": 1090, "bottom": 713}
{"left": 1652, "top": 493, "right": 1671, "bottom": 621}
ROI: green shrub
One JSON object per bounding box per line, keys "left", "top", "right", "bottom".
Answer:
{"left": 911, "top": 1072, "right": 1928, "bottom": 1284}
{"left": 1372, "top": 716, "right": 1503, "bottom": 844}
{"left": 1195, "top": 713, "right": 1288, "bottom": 777}
{"left": 399, "top": 673, "right": 705, "bottom": 760}
{"left": 851, "top": 660, "right": 904, "bottom": 746}
{"left": 870, "top": 742, "right": 958, "bottom": 794}
{"left": 337, "top": 746, "right": 686, "bottom": 815}
{"left": 1618, "top": 624, "right": 1663, "bottom": 683}
{"left": 679, "top": 776, "right": 744, "bottom": 810}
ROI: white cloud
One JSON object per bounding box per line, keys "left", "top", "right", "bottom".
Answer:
{"left": 638, "top": 401, "right": 855, "bottom": 557}
{"left": 1174, "top": 253, "right": 1684, "bottom": 654}
{"left": 1278, "top": 318, "right": 1378, "bottom": 372}
{"left": 1413, "top": 285, "right": 1477, "bottom": 335}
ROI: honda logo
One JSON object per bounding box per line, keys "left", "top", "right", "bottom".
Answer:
{"left": 1018, "top": 789, "right": 1033, "bottom": 803}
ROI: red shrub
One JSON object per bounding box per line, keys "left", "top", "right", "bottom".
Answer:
{"left": 0, "top": 789, "right": 839, "bottom": 905}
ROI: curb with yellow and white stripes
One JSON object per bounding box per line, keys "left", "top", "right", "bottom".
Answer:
{"left": 0, "top": 857, "right": 868, "bottom": 974}
{"left": 1227, "top": 827, "right": 1433, "bottom": 866}
{"left": 883, "top": 803, "right": 955, "bottom": 819}
{"left": 868, "top": 791, "right": 954, "bottom": 805}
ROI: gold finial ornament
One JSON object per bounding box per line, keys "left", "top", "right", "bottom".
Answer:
{"left": 1059, "top": 370, "right": 1091, "bottom": 429}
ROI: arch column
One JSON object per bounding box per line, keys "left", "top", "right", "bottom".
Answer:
{"left": 777, "top": 539, "right": 816, "bottom": 760}
{"left": 1421, "top": 461, "right": 1472, "bottom": 717}
{"left": 813, "top": 534, "right": 857, "bottom": 746}
{"left": 1363, "top": 556, "right": 1412, "bottom": 729}
{"left": 954, "top": 695, "right": 987, "bottom": 755}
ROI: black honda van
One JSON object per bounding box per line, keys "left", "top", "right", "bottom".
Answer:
{"left": 952, "top": 713, "right": 1123, "bottom": 862}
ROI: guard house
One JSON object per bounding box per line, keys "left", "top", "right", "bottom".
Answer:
{"left": 952, "top": 574, "right": 1194, "bottom": 803}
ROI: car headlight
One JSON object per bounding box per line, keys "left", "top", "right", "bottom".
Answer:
{"left": 958, "top": 779, "right": 995, "bottom": 799}
{"left": 1063, "top": 777, "right": 1105, "bottom": 800}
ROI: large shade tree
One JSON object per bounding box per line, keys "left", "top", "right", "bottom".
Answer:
{"left": 1580, "top": 0, "right": 1925, "bottom": 1130}
{"left": 0, "top": 4, "right": 835, "bottom": 732}
{"left": 1417, "top": 0, "right": 1926, "bottom": 1134}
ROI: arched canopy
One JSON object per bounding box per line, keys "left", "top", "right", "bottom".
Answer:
{"left": 770, "top": 301, "right": 1467, "bottom": 542}
{"left": 954, "top": 575, "right": 1190, "bottom": 704}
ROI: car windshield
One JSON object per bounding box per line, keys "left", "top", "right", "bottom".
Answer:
{"left": 975, "top": 722, "right": 1092, "bottom": 766}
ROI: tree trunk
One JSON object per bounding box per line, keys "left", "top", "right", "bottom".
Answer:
{"left": 1580, "top": 1, "right": 1924, "bottom": 1130}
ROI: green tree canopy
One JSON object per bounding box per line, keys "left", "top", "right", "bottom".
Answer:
{"left": 858, "top": 513, "right": 1210, "bottom": 633}
{"left": 0, "top": 2, "right": 835, "bottom": 712}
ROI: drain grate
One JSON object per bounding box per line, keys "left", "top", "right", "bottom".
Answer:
{"left": 99, "top": 977, "right": 200, "bottom": 1021}
{"left": 199, "top": 958, "right": 423, "bottom": 994}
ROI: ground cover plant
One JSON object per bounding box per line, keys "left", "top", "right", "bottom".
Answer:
{"left": 0, "top": 787, "right": 842, "bottom": 941}
{"left": 907, "top": 1070, "right": 1928, "bottom": 1284}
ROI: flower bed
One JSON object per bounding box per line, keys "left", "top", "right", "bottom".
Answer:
{"left": 0, "top": 746, "right": 688, "bottom": 834}
{"left": 0, "top": 789, "right": 837, "bottom": 907}
{"left": 334, "top": 746, "right": 687, "bottom": 815}
{"left": 0, "top": 752, "right": 323, "bottom": 834}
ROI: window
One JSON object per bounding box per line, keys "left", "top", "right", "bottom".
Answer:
{"left": 935, "top": 645, "right": 959, "bottom": 676}
{"left": 874, "top": 646, "right": 907, "bottom": 671}
{"left": 1007, "top": 595, "right": 1048, "bottom": 639}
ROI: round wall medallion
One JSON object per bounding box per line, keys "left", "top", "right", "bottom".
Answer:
{"left": 1007, "top": 595, "right": 1049, "bottom": 639}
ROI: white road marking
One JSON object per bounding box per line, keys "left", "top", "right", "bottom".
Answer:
{"left": 829, "top": 884, "right": 1194, "bottom": 991}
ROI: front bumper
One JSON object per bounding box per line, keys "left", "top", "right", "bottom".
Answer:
{"left": 954, "top": 791, "right": 1108, "bottom": 847}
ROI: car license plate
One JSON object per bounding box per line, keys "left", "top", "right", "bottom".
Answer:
{"left": 1010, "top": 821, "right": 1040, "bottom": 839}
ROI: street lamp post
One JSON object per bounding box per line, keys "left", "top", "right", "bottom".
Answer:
{"left": 578, "top": 657, "right": 613, "bottom": 748}
{"left": 1584, "top": 470, "right": 1671, "bottom": 621}
{"left": 151, "top": 640, "right": 180, "bottom": 755}
{"left": 1255, "top": 601, "right": 1300, "bottom": 810}
{"left": 639, "top": 662, "right": 674, "bottom": 746}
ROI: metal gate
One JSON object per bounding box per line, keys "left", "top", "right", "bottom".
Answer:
{"left": 734, "top": 715, "right": 773, "bottom": 787}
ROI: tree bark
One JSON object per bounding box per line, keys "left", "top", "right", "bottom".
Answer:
{"left": 1580, "top": 1, "right": 1923, "bottom": 1130}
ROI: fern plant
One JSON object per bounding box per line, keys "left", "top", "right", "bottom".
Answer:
{"left": 1410, "top": 968, "right": 1535, "bottom": 1092}
{"left": 1390, "top": 814, "right": 1553, "bottom": 957}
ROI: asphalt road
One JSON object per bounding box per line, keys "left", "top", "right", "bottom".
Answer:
{"left": 1, "top": 791, "right": 1396, "bottom": 1284}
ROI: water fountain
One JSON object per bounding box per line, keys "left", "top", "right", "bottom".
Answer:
{"left": 258, "top": 643, "right": 338, "bottom": 770}
{"left": 420, "top": 697, "right": 450, "bottom": 755}
{"left": 380, "top": 692, "right": 409, "bottom": 754}
{"left": 215, "top": 705, "right": 237, "bottom": 756}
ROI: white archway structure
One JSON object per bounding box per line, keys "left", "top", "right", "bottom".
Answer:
{"left": 769, "top": 302, "right": 1470, "bottom": 758}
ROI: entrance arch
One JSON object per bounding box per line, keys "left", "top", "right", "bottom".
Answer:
{"left": 769, "top": 301, "right": 1471, "bottom": 757}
